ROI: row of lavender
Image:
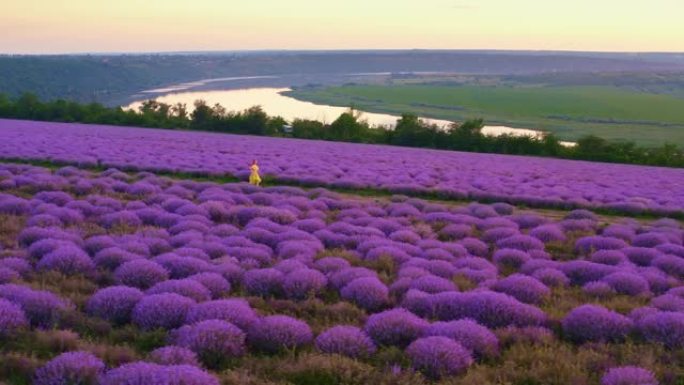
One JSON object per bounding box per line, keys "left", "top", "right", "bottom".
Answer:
{"left": 0, "top": 163, "right": 682, "bottom": 384}
{"left": 1, "top": 119, "right": 683, "bottom": 215}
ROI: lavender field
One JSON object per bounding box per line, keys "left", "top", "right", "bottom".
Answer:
{"left": 0, "top": 155, "right": 683, "bottom": 385}
{"left": 1, "top": 119, "right": 683, "bottom": 216}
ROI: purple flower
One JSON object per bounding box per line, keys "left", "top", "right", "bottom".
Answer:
{"left": 86, "top": 285, "right": 144, "bottom": 324}
{"left": 632, "top": 233, "right": 669, "bottom": 248}
{"left": 0, "top": 298, "right": 28, "bottom": 336}
{"left": 364, "top": 308, "right": 429, "bottom": 347}
{"left": 185, "top": 299, "right": 258, "bottom": 331}
{"left": 93, "top": 247, "right": 142, "bottom": 270}
{"left": 601, "top": 272, "right": 650, "bottom": 296}
{"left": 34, "top": 351, "right": 104, "bottom": 385}
{"left": 248, "top": 315, "right": 313, "bottom": 353}
{"left": 0, "top": 283, "right": 70, "bottom": 327}
{"left": 652, "top": 254, "right": 684, "bottom": 279}
{"left": 582, "top": 281, "right": 616, "bottom": 298}
{"left": 575, "top": 236, "right": 628, "bottom": 254}
{"left": 283, "top": 268, "right": 327, "bottom": 299}
{"left": 601, "top": 366, "right": 657, "bottom": 385}
{"left": 100, "top": 210, "right": 143, "bottom": 228}
{"left": 0, "top": 267, "right": 21, "bottom": 283}
{"left": 428, "top": 291, "right": 547, "bottom": 328}
{"left": 562, "top": 304, "right": 633, "bottom": 343}
{"left": 172, "top": 319, "right": 246, "bottom": 366}
{"left": 409, "top": 275, "right": 457, "bottom": 294}
{"left": 313, "top": 257, "right": 351, "bottom": 274}
{"left": 496, "top": 235, "right": 545, "bottom": 251}
{"left": 491, "top": 274, "right": 550, "bottom": 304}
{"left": 37, "top": 244, "right": 95, "bottom": 276}
{"left": 187, "top": 272, "right": 231, "bottom": 299}
{"left": 114, "top": 259, "right": 169, "bottom": 289}
{"left": 100, "top": 362, "right": 220, "bottom": 385}
{"left": 152, "top": 253, "right": 213, "bottom": 279}
{"left": 531, "top": 268, "right": 569, "bottom": 287}
{"left": 315, "top": 325, "right": 376, "bottom": 358}
{"left": 622, "top": 247, "right": 663, "bottom": 266}
{"left": 242, "top": 268, "right": 284, "bottom": 297}
{"left": 589, "top": 250, "right": 628, "bottom": 266}
{"left": 561, "top": 260, "right": 618, "bottom": 285}
{"left": 406, "top": 336, "right": 473, "bottom": 379}
{"left": 146, "top": 279, "right": 212, "bottom": 302}
{"left": 424, "top": 319, "right": 499, "bottom": 359}
{"left": 492, "top": 248, "right": 531, "bottom": 270}
{"left": 132, "top": 293, "right": 196, "bottom": 330}
{"left": 637, "top": 311, "right": 684, "bottom": 348}
{"left": 329, "top": 267, "right": 377, "bottom": 289}
{"left": 0, "top": 257, "right": 32, "bottom": 277}
{"left": 341, "top": 277, "right": 389, "bottom": 311}
{"left": 149, "top": 346, "right": 200, "bottom": 366}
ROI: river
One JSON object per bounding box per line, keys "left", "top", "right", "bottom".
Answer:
{"left": 126, "top": 87, "right": 564, "bottom": 140}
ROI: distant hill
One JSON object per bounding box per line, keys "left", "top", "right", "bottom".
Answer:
{"left": 1, "top": 50, "right": 683, "bottom": 105}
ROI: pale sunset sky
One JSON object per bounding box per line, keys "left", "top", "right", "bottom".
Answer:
{"left": 1, "top": 0, "right": 683, "bottom": 54}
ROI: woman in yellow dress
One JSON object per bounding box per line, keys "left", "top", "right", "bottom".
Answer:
{"left": 249, "top": 159, "right": 262, "bottom": 186}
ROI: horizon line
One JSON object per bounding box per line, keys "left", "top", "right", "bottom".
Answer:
{"left": 2, "top": 48, "right": 684, "bottom": 57}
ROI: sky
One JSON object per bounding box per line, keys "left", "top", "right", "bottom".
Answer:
{"left": 1, "top": 0, "right": 683, "bottom": 54}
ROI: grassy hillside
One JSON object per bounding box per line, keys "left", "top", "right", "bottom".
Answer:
{"left": 287, "top": 84, "right": 684, "bottom": 146}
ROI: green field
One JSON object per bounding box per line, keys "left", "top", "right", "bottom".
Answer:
{"left": 287, "top": 84, "right": 684, "bottom": 146}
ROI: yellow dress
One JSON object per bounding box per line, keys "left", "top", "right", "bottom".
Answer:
{"left": 249, "top": 164, "right": 262, "bottom": 185}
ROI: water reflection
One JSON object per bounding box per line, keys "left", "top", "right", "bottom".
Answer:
{"left": 127, "top": 87, "right": 566, "bottom": 141}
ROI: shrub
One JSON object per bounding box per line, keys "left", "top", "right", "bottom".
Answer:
{"left": 561, "top": 305, "right": 633, "bottom": 343}
{"left": 93, "top": 247, "right": 141, "bottom": 270}
{"left": 172, "top": 319, "right": 246, "bottom": 367}
{"left": 589, "top": 250, "right": 627, "bottom": 266}
{"left": 601, "top": 272, "right": 650, "bottom": 296}
{"left": 0, "top": 283, "right": 70, "bottom": 327}
{"left": 423, "top": 319, "right": 499, "bottom": 359}
{"left": 561, "top": 260, "right": 617, "bottom": 285}
{"left": 491, "top": 274, "right": 550, "bottom": 304}
{"left": 149, "top": 346, "right": 200, "bottom": 366}
{"left": 313, "top": 257, "right": 350, "bottom": 274}
{"left": 364, "top": 308, "right": 429, "bottom": 347}
{"left": 283, "top": 268, "right": 328, "bottom": 299}
{"left": 530, "top": 225, "right": 567, "bottom": 243}
{"left": 575, "top": 236, "right": 627, "bottom": 254}
{"left": 652, "top": 254, "right": 684, "bottom": 279}
{"left": 492, "top": 248, "right": 531, "bottom": 270}
{"left": 496, "top": 235, "right": 545, "bottom": 251}
{"left": 86, "top": 286, "right": 144, "bottom": 324}
{"left": 37, "top": 245, "right": 95, "bottom": 276}
{"left": 185, "top": 299, "right": 257, "bottom": 332}
{"left": 132, "top": 293, "right": 196, "bottom": 330}
{"left": 622, "top": 247, "right": 662, "bottom": 266}
{"left": 146, "top": 279, "right": 212, "bottom": 302}
{"left": 532, "top": 268, "right": 570, "bottom": 287}
{"left": 406, "top": 336, "right": 473, "bottom": 379}
{"left": 582, "top": 281, "right": 616, "bottom": 298}
{"left": 600, "top": 366, "right": 657, "bottom": 385}
{"left": 429, "top": 291, "right": 548, "bottom": 328}
{"left": 243, "top": 268, "right": 284, "bottom": 297}
{"left": 0, "top": 257, "right": 32, "bottom": 277}
{"left": 340, "top": 277, "right": 389, "bottom": 311}
{"left": 100, "top": 362, "right": 220, "bottom": 385}
{"left": 248, "top": 315, "right": 313, "bottom": 353}
{"left": 329, "top": 267, "right": 377, "bottom": 289}
{"left": 637, "top": 311, "right": 684, "bottom": 349}
{"left": 0, "top": 267, "right": 21, "bottom": 283}
{"left": 114, "top": 259, "right": 169, "bottom": 290}
{"left": 632, "top": 233, "right": 669, "bottom": 248}
{"left": 0, "top": 298, "right": 28, "bottom": 336}
{"left": 187, "top": 272, "right": 231, "bottom": 299}
{"left": 315, "top": 325, "right": 376, "bottom": 358}
{"left": 152, "top": 254, "right": 213, "bottom": 279}
{"left": 33, "top": 351, "right": 104, "bottom": 385}
{"left": 409, "top": 275, "right": 457, "bottom": 294}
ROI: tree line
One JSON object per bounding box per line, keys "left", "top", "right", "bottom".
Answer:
{"left": 1, "top": 93, "right": 683, "bottom": 168}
